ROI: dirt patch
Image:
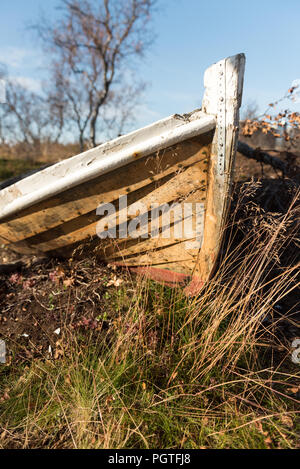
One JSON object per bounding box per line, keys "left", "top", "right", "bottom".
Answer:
{"left": 0, "top": 256, "right": 131, "bottom": 363}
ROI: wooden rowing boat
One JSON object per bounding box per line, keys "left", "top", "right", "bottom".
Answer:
{"left": 0, "top": 54, "right": 245, "bottom": 294}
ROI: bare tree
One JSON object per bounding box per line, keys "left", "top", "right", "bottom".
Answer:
{"left": 97, "top": 79, "right": 146, "bottom": 139}
{"left": 3, "top": 78, "right": 66, "bottom": 158}
{"left": 0, "top": 64, "right": 9, "bottom": 145}
{"left": 0, "top": 107, "right": 6, "bottom": 145}
{"left": 37, "top": 0, "right": 156, "bottom": 150}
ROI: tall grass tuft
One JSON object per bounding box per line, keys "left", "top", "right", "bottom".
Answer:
{"left": 0, "top": 181, "right": 299, "bottom": 449}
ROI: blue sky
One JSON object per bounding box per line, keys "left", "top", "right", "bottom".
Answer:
{"left": 0, "top": 0, "right": 299, "bottom": 130}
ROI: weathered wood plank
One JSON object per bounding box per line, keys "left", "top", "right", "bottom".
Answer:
{"left": 6, "top": 141, "right": 209, "bottom": 266}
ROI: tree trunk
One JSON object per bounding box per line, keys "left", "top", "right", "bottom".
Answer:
{"left": 79, "top": 132, "right": 84, "bottom": 153}
{"left": 89, "top": 109, "right": 99, "bottom": 148}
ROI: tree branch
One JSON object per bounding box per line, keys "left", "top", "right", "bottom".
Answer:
{"left": 237, "top": 140, "right": 292, "bottom": 175}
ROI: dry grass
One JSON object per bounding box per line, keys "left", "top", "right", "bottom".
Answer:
{"left": 0, "top": 180, "right": 299, "bottom": 449}
{"left": 0, "top": 142, "right": 81, "bottom": 164}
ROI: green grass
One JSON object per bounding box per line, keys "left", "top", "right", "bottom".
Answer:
{"left": 0, "top": 275, "right": 299, "bottom": 449}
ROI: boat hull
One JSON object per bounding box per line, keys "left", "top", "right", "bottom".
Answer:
{"left": 0, "top": 133, "right": 211, "bottom": 268}
{"left": 0, "top": 54, "right": 245, "bottom": 293}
